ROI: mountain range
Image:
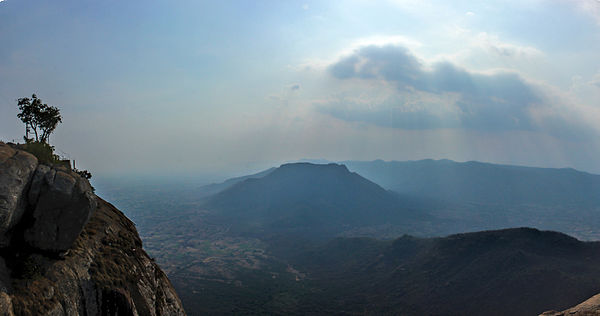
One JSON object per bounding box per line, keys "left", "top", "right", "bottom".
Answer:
{"left": 199, "top": 159, "right": 600, "bottom": 240}
{"left": 343, "top": 159, "right": 600, "bottom": 206}
{"left": 92, "top": 158, "right": 600, "bottom": 315}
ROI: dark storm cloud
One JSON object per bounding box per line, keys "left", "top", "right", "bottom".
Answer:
{"left": 326, "top": 45, "right": 542, "bottom": 131}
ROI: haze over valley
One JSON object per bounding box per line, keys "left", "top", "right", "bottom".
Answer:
{"left": 2, "top": 0, "right": 600, "bottom": 315}
{"left": 93, "top": 159, "right": 600, "bottom": 314}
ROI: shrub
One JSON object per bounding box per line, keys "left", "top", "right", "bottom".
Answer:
{"left": 18, "top": 141, "right": 60, "bottom": 164}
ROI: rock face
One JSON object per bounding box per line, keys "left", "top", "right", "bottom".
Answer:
{"left": 24, "top": 165, "right": 97, "bottom": 252}
{"left": 3, "top": 198, "right": 186, "bottom": 315}
{"left": 0, "top": 142, "right": 186, "bottom": 315}
{"left": 0, "top": 142, "right": 96, "bottom": 253}
{"left": 0, "top": 145, "right": 37, "bottom": 247}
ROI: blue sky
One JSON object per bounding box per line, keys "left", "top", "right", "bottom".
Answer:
{"left": 1, "top": 0, "right": 599, "bottom": 176}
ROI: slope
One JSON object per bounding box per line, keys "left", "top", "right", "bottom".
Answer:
{"left": 286, "top": 228, "right": 600, "bottom": 316}
{"left": 204, "top": 163, "right": 427, "bottom": 237}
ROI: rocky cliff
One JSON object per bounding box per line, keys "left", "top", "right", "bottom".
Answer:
{"left": 0, "top": 142, "right": 185, "bottom": 315}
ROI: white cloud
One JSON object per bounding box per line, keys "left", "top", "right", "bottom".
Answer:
{"left": 320, "top": 42, "right": 598, "bottom": 141}
{"left": 326, "top": 44, "right": 543, "bottom": 131}
{"left": 385, "top": 0, "right": 436, "bottom": 14}
{"left": 473, "top": 32, "right": 543, "bottom": 59}
{"left": 565, "top": 72, "right": 600, "bottom": 124}
{"left": 419, "top": 27, "right": 549, "bottom": 83}
{"left": 292, "top": 35, "right": 423, "bottom": 73}
{"left": 439, "top": 28, "right": 543, "bottom": 61}
{"left": 571, "top": 0, "right": 600, "bottom": 25}
{"left": 345, "top": 35, "right": 423, "bottom": 54}
{"left": 591, "top": 71, "right": 600, "bottom": 87}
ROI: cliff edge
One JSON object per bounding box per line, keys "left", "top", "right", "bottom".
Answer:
{"left": 0, "top": 142, "right": 185, "bottom": 315}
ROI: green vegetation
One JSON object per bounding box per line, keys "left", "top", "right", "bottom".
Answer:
{"left": 14, "top": 93, "right": 63, "bottom": 164}
{"left": 167, "top": 229, "right": 600, "bottom": 315}
{"left": 16, "top": 141, "right": 61, "bottom": 164}
{"left": 17, "top": 94, "right": 62, "bottom": 144}
{"left": 13, "top": 93, "right": 93, "bottom": 179}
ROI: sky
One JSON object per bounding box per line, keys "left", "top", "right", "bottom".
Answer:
{"left": 1, "top": 0, "right": 600, "bottom": 177}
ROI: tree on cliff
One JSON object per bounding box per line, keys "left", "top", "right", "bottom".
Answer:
{"left": 17, "top": 94, "right": 62, "bottom": 143}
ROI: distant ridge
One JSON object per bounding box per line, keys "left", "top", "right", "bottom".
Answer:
{"left": 200, "top": 167, "right": 276, "bottom": 197}
{"left": 343, "top": 159, "right": 600, "bottom": 206}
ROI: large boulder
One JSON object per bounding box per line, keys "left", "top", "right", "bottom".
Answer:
{"left": 1, "top": 198, "right": 186, "bottom": 315}
{"left": 24, "top": 165, "right": 97, "bottom": 252}
{"left": 0, "top": 144, "right": 38, "bottom": 247}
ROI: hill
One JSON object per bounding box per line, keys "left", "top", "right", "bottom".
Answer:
{"left": 269, "top": 228, "right": 600, "bottom": 315}
{"left": 203, "top": 163, "right": 427, "bottom": 237}
{"left": 166, "top": 226, "right": 600, "bottom": 315}
{"left": 541, "top": 293, "right": 600, "bottom": 315}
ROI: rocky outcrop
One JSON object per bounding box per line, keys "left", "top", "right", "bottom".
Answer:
{"left": 0, "top": 145, "right": 37, "bottom": 247}
{"left": 3, "top": 198, "right": 186, "bottom": 315}
{"left": 24, "top": 164, "right": 97, "bottom": 252}
{"left": 540, "top": 293, "right": 600, "bottom": 316}
{"left": 0, "top": 142, "right": 186, "bottom": 315}
{"left": 0, "top": 143, "right": 96, "bottom": 253}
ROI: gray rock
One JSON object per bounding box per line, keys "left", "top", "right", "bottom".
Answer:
{"left": 3, "top": 199, "right": 186, "bottom": 315}
{"left": 24, "top": 166, "right": 97, "bottom": 252}
{"left": 28, "top": 164, "right": 52, "bottom": 204}
{"left": 52, "top": 171, "right": 76, "bottom": 196}
{"left": 0, "top": 144, "right": 38, "bottom": 247}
